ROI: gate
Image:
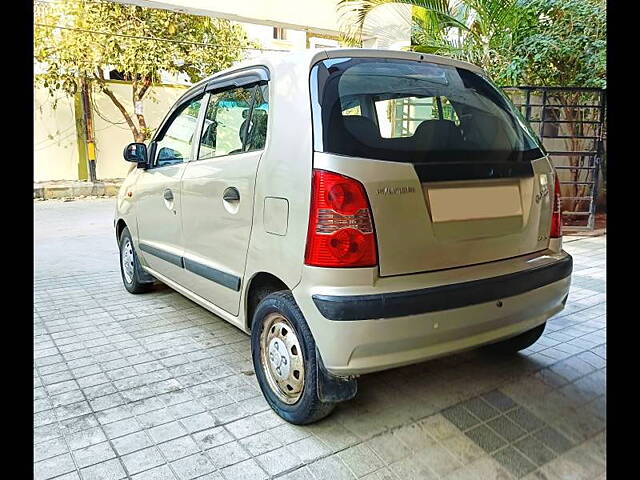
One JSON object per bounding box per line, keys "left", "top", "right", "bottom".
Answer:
{"left": 502, "top": 86, "right": 607, "bottom": 231}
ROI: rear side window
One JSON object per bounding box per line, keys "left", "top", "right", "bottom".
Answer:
{"left": 310, "top": 58, "right": 543, "bottom": 163}
{"left": 198, "top": 84, "right": 269, "bottom": 160}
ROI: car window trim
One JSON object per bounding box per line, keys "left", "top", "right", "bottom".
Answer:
{"left": 204, "top": 66, "right": 269, "bottom": 93}
{"left": 188, "top": 92, "right": 211, "bottom": 163}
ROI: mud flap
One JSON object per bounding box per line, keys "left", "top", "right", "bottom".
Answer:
{"left": 316, "top": 347, "right": 357, "bottom": 403}
{"left": 134, "top": 252, "right": 156, "bottom": 284}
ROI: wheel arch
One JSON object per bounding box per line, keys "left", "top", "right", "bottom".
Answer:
{"left": 245, "top": 272, "right": 289, "bottom": 331}
{"left": 115, "top": 218, "right": 128, "bottom": 241}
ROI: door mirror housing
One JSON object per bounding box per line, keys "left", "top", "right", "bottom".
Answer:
{"left": 123, "top": 143, "right": 148, "bottom": 168}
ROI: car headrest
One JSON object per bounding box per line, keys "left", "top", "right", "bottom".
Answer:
{"left": 343, "top": 115, "right": 380, "bottom": 143}
{"left": 413, "top": 119, "right": 463, "bottom": 150}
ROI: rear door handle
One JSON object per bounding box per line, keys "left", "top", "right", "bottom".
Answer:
{"left": 223, "top": 187, "right": 240, "bottom": 202}
{"left": 163, "top": 188, "right": 174, "bottom": 202}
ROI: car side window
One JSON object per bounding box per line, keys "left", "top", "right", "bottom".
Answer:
{"left": 153, "top": 97, "right": 202, "bottom": 168}
{"left": 245, "top": 84, "right": 269, "bottom": 152}
{"left": 198, "top": 84, "right": 269, "bottom": 160}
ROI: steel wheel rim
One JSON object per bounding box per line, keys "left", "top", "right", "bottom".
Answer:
{"left": 121, "top": 239, "right": 135, "bottom": 284}
{"left": 260, "top": 312, "right": 305, "bottom": 404}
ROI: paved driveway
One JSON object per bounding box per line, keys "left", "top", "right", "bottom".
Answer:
{"left": 34, "top": 198, "right": 606, "bottom": 480}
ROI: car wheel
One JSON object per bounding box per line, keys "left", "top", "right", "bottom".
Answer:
{"left": 488, "top": 322, "right": 546, "bottom": 354}
{"left": 251, "top": 291, "right": 335, "bottom": 424}
{"left": 119, "top": 227, "right": 154, "bottom": 294}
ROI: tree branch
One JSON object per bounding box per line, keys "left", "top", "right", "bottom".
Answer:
{"left": 94, "top": 72, "right": 140, "bottom": 140}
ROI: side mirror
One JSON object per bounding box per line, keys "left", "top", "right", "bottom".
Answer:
{"left": 123, "top": 143, "right": 148, "bottom": 168}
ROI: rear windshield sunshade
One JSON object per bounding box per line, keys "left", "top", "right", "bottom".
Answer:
{"left": 310, "top": 57, "right": 544, "bottom": 165}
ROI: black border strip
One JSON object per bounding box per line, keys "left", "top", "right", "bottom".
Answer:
{"left": 139, "top": 243, "right": 183, "bottom": 268}
{"left": 183, "top": 258, "right": 241, "bottom": 292}
{"left": 414, "top": 161, "right": 535, "bottom": 182}
{"left": 138, "top": 243, "right": 241, "bottom": 291}
{"left": 312, "top": 254, "right": 572, "bottom": 321}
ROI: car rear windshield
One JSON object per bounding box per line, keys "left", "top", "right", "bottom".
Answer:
{"left": 310, "top": 57, "right": 544, "bottom": 163}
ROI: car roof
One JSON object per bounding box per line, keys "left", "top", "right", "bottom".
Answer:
{"left": 178, "top": 48, "right": 485, "bottom": 104}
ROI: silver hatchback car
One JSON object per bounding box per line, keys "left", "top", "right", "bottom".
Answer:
{"left": 115, "top": 49, "right": 572, "bottom": 424}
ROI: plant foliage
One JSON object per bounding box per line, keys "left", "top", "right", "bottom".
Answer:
{"left": 34, "top": 0, "right": 259, "bottom": 141}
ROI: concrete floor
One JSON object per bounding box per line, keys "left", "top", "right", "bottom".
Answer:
{"left": 34, "top": 198, "right": 606, "bottom": 480}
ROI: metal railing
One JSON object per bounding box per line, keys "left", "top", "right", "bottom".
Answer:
{"left": 503, "top": 86, "right": 606, "bottom": 231}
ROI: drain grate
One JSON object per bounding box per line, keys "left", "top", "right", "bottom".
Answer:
{"left": 441, "top": 390, "right": 575, "bottom": 478}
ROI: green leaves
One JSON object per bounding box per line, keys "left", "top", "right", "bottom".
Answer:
{"left": 337, "top": 0, "right": 606, "bottom": 88}
{"left": 493, "top": 0, "right": 606, "bottom": 87}
{"left": 34, "top": 0, "right": 259, "bottom": 140}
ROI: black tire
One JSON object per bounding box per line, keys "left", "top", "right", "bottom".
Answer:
{"left": 488, "top": 322, "right": 546, "bottom": 354}
{"left": 251, "top": 291, "right": 335, "bottom": 425}
{"left": 118, "top": 227, "right": 154, "bottom": 294}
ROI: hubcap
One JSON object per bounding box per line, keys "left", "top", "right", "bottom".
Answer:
{"left": 121, "top": 239, "right": 135, "bottom": 284}
{"left": 260, "top": 313, "right": 305, "bottom": 404}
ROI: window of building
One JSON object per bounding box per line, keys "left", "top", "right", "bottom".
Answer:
{"left": 273, "top": 27, "right": 287, "bottom": 40}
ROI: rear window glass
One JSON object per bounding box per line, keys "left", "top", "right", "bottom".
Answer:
{"left": 310, "top": 58, "right": 543, "bottom": 163}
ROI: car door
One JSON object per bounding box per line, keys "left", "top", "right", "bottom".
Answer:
{"left": 135, "top": 94, "right": 204, "bottom": 285}
{"left": 180, "top": 82, "right": 269, "bottom": 316}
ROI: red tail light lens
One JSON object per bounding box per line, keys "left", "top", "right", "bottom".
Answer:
{"left": 550, "top": 172, "right": 562, "bottom": 238}
{"left": 305, "top": 169, "right": 377, "bottom": 267}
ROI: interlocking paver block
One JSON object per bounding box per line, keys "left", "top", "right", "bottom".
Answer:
{"left": 464, "top": 425, "right": 507, "bottom": 453}
{"left": 441, "top": 404, "right": 481, "bottom": 431}
{"left": 506, "top": 407, "right": 546, "bottom": 433}
{"left": 338, "top": 444, "right": 385, "bottom": 478}
{"left": 389, "top": 454, "right": 439, "bottom": 480}
{"left": 149, "top": 421, "right": 188, "bottom": 443}
{"left": 240, "top": 431, "right": 283, "bottom": 456}
{"left": 440, "top": 432, "right": 485, "bottom": 465}
{"left": 132, "top": 464, "right": 177, "bottom": 480}
{"left": 487, "top": 415, "right": 527, "bottom": 442}
{"left": 121, "top": 447, "right": 165, "bottom": 475}
{"left": 103, "top": 417, "right": 142, "bottom": 439}
{"left": 492, "top": 446, "right": 536, "bottom": 478}
{"left": 180, "top": 411, "right": 217, "bottom": 434}
{"left": 275, "top": 466, "right": 315, "bottom": 480}
{"left": 112, "top": 431, "right": 153, "bottom": 456}
{"left": 481, "top": 390, "right": 517, "bottom": 412}
{"left": 158, "top": 435, "right": 200, "bottom": 462}
{"left": 366, "top": 431, "right": 412, "bottom": 464}
{"left": 171, "top": 453, "right": 217, "bottom": 480}
{"left": 268, "top": 423, "right": 310, "bottom": 445}
{"left": 514, "top": 435, "right": 557, "bottom": 466}
{"left": 256, "top": 445, "right": 303, "bottom": 476}
{"left": 533, "top": 426, "right": 575, "bottom": 455}
{"left": 461, "top": 397, "right": 500, "bottom": 421}
{"left": 221, "top": 458, "right": 268, "bottom": 480}
{"left": 34, "top": 453, "right": 76, "bottom": 480}
{"left": 289, "top": 436, "right": 331, "bottom": 463}
{"left": 419, "top": 414, "right": 460, "bottom": 441}
{"left": 80, "top": 458, "right": 127, "bottom": 480}
{"left": 208, "top": 440, "right": 251, "bottom": 469}
{"left": 308, "top": 455, "right": 356, "bottom": 480}
{"left": 193, "top": 426, "right": 234, "bottom": 450}
{"left": 72, "top": 441, "right": 116, "bottom": 469}
{"left": 34, "top": 437, "right": 69, "bottom": 463}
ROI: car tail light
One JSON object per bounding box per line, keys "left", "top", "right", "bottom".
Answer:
{"left": 305, "top": 169, "right": 377, "bottom": 267}
{"left": 550, "top": 172, "right": 563, "bottom": 238}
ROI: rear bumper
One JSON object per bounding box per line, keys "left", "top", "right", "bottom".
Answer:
{"left": 312, "top": 255, "right": 572, "bottom": 321}
{"left": 292, "top": 250, "right": 572, "bottom": 376}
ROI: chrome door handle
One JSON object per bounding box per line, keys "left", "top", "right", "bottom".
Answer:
{"left": 163, "top": 188, "right": 174, "bottom": 202}
{"left": 223, "top": 187, "right": 240, "bottom": 202}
